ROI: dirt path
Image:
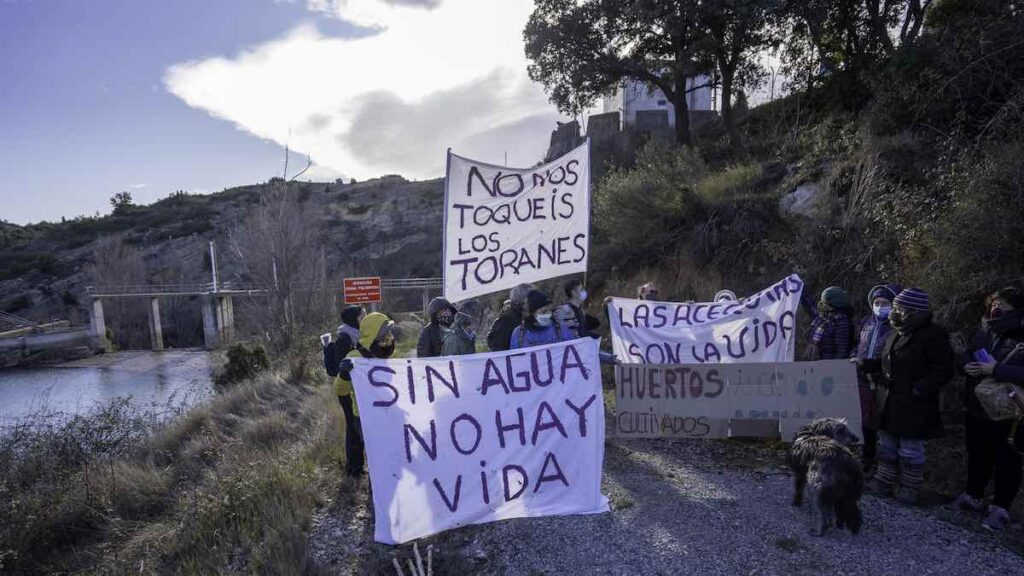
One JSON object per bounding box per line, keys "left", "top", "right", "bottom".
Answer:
{"left": 309, "top": 438, "right": 1022, "bottom": 575}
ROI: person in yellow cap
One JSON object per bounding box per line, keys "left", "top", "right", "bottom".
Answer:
{"left": 335, "top": 312, "right": 395, "bottom": 478}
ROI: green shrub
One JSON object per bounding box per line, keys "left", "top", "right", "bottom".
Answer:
{"left": 922, "top": 143, "right": 1024, "bottom": 318}
{"left": 216, "top": 343, "right": 271, "bottom": 388}
{"left": 697, "top": 163, "right": 762, "bottom": 202}
{"left": 593, "top": 142, "right": 707, "bottom": 266}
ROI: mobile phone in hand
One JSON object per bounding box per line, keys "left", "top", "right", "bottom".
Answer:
{"left": 973, "top": 349, "right": 994, "bottom": 363}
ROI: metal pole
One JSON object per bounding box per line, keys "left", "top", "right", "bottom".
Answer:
{"left": 209, "top": 241, "right": 218, "bottom": 293}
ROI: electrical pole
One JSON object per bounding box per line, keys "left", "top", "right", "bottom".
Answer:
{"left": 209, "top": 241, "right": 218, "bottom": 293}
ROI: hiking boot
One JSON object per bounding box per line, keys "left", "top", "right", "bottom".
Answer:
{"left": 954, "top": 493, "right": 986, "bottom": 513}
{"left": 895, "top": 460, "right": 925, "bottom": 505}
{"left": 867, "top": 458, "right": 898, "bottom": 497}
{"left": 982, "top": 505, "right": 1011, "bottom": 531}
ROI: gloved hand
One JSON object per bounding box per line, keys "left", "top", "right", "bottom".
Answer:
{"left": 339, "top": 358, "right": 354, "bottom": 374}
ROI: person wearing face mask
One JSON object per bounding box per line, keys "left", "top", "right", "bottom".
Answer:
{"left": 852, "top": 283, "right": 902, "bottom": 471}
{"left": 955, "top": 287, "right": 1024, "bottom": 531}
{"left": 417, "top": 297, "right": 457, "bottom": 358}
{"left": 855, "top": 288, "right": 954, "bottom": 504}
{"left": 637, "top": 282, "right": 660, "bottom": 301}
{"left": 336, "top": 312, "right": 396, "bottom": 478}
{"left": 802, "top": 286, "right": 855, "bottom": 361}
{"left": 557, "top": 278, "right": 601, "bottom": 339}
{"left": 510, "top": 289, "right": 575, "bottom": 349}
{"left": 442, "top": 311, "right": 478, "bottom": 356}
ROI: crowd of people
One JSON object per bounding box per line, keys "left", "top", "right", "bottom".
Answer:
{"left": 321, "top": 279, "right": 1024, "bottom": 533}
{"left": 807, "top": 283, "right": 1024, "bottom": 531}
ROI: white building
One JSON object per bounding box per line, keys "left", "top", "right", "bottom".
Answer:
{"left": 602, "top": 75, "right": 715, "bottom": 128}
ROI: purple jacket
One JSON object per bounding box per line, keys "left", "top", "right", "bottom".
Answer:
{"left": 854, "top": 315, "right": 894, "bottom": 360}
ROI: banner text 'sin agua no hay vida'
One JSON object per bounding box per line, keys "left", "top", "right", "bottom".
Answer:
{"left": 352, "top": 339, "right": 609, "bottom": 544}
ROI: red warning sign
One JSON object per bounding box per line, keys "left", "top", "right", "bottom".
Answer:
{"left": 343, "top": 277, "right": 382, "bottom": 304}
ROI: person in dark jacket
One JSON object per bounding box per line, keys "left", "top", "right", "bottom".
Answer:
{"left": 417, "top": 297, "right": 456, "bottom": 358}
{"left": 486, "top": 284, "right": 533, "bottom": 352}
{"left": 955, "top": 287, "right": 1024, "bottom": 531}
{"left": 556, "top": 278, "right": 601, "bottom": 339}
{"left": 323, "top": 305, "right": 364, "bottom": 376}
{"left": 511, "top": 290, "right": 575, "bottom": 349}
{"left": 803, "top": 286, "right": 856, "bottom": 360}
{"left": 857, "top": 288, "right": 955, "bottom": 504}
{"left": 442, "top": 311, "right": 478, "bottom": 356}
{"left": 852, "top": 283, "right": 902, "bottom": 471}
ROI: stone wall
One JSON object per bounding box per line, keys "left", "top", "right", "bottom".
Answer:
{"left": 544, "top": 110, "right": 721, "bottom": 179}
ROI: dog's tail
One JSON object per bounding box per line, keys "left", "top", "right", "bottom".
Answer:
{"left": 836, "top": 497, "right": 862, "bottom": 535}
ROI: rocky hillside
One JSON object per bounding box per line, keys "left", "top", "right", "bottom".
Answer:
{"left": 0, "top": 176, "right": 444, "bottom": 335}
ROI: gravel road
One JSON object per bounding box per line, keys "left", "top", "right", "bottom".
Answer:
{"left": 310, "top": 438, "right": 1023, "bottom": 575}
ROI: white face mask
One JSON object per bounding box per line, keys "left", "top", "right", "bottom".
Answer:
{"left": 535, "top": 313, "right": 553, "bottom": 327}
{"left": 874, "top": 304, "right": 892, "bottom": 319}
{"left": 578, "top": 289, "right": 588, "bottom": 302}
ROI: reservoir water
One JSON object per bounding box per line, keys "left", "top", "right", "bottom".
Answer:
{"left": 0, "top": 350, "right": 215, "bottom": 425}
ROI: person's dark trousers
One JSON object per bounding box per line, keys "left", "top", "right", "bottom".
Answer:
{"left": 862, "top": 426, "right": 878, "bottom": 469}
{"left": 338, "top": 395, "right": 365, "bottom": 477}
{"left": 965, "top": 412, "right": 1022, "bottom": 509}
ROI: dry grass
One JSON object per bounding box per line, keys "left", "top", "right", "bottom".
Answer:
{"left": 0, "top": 353, "right": 348, "bottom": 574}
{"left": 696, "top": 163, "right": 762, "bottom": 202}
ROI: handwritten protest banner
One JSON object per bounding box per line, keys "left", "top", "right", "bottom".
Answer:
{"left": 443, "top": 141, "right": 591, "bottom": 302}
{"left": 350, "top": 338, "right": 609, "bottom": 545}
{"left": 613, "top": 360, "right": 862, "bottom": 441}
{"left": 608, "top": 275, "right": 804, "bottom": 365}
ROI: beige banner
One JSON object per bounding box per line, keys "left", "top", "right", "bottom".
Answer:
{"left": 613, "top": 360, "right": 861, "bottom": 441}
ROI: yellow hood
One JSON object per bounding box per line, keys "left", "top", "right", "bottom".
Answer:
{"left": 357, "top": 312, "right": 392, "bottom": 349}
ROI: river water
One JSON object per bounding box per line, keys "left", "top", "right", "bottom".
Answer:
{"left": 0, "top": 350, "right": 215, "bottom": 425}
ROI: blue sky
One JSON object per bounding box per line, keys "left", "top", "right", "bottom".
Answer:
{"left": 0, "top": 0, "right": 561, "bottom": 224}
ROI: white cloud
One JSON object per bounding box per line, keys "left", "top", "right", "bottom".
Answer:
{"left": 129, "top": 183, "right": 148, "bottom": 189}
{"left": 164, "top": 0, "right": 562, "bottom": 181}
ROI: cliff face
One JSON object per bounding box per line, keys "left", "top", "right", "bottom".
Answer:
{"left": 0, "top": 176, "right": 445, "bottom": 332}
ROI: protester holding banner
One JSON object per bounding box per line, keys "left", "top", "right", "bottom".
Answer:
{"left": 336, "top": 312, "right": 396, "bottom": 478}
{"left": 857, "top": 288, "right": 954, "bottom": 504}
{"left": 442, "top": 311, "right": 478, "bottom": 356}
{"left": 956, "top": 287, "right": 1024, "bottom": 531}
{"left": 852, "top": 283, "right": 902, "bottom": 471}
{"left": 486, "top": 284, "right": 534, "bottom": 352}
{"left": 511, "top": 289, "right": 575, "bottom": 349}
{"left": 803, "top": 286, "right": 856, "bottom": 361}
{"left": 418, "top": 297, "right": 456, "bottom": 358}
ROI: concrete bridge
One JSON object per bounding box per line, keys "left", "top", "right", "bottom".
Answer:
{"left": 86, "top": 282, "right": 251, "bottom": 352}
{"left": 85, "top": 278, "right": 443, "bottom": 351}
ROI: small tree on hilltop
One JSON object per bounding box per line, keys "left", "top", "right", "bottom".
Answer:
{"left": 109, "top": 191, "right": 135, "bottom": 215}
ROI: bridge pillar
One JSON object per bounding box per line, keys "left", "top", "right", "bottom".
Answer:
{"left": 148, "top": 297, "right": 164, "bottom": 351}
{"left": 89, "top": 298, "right": 109, "bottom": 351}
{"left": 217, "top": 296, "right": 235, "bottom": 345}
{"left": 202, "top": 296, "right": 218, "bottom": 350}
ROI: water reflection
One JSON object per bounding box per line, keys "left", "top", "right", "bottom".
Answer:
{"left": 0, "top": 350, "right": 216, "bottom": 425}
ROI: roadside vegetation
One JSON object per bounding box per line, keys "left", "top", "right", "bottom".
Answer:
{"left": 0, "top": 349, "right": 346, "bottom": 574}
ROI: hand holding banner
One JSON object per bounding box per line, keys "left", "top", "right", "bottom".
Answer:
{"left": 351, "top": 338, "right": 609, "bottom": 545}
{"left": 443, "top": 142, "right": 591, "bottom": 302}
